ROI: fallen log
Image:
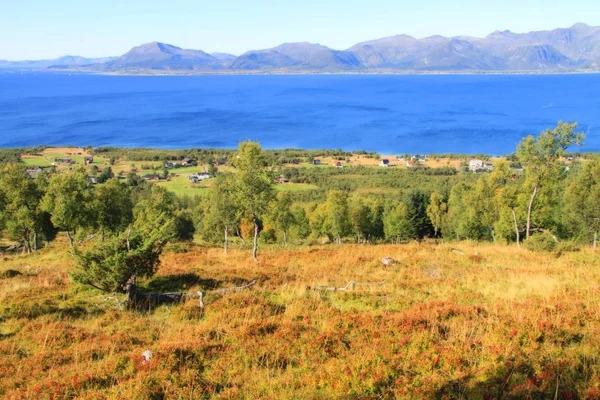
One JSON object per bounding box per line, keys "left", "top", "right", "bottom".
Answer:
{"left": 1, "top": 244, "right": 21, "bottom": 254}
{"left": 124, "top": 281, "right": 204, "bottom": 310}
{"left": 213, "top": 280, "right": 257, "bottom": 295}
{"left": 313, "top": 280, "right": 386, "bottom": 291}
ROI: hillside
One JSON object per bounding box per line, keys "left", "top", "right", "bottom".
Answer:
{"left": 98, "top": 42, "right": 225, "bottom": 71}
{"left": 1, "top": 241, "right": 600, "bottom": 398}
{"left": 230, "top": 42, "right": 362, "bottom": 71}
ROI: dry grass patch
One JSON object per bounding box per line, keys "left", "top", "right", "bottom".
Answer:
{"left": 1, "top": 242, "right": 600, "bottom": 398}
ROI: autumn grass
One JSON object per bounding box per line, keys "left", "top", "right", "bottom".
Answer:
{"left": 1, "top": 240, "right": 600, "bottom": 398}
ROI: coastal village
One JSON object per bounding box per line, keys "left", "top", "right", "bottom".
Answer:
{"left": 18, "top": 146, "right": 546, "bottom": 197}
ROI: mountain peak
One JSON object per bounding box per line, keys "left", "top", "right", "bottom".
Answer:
{"left": 571, "top": 22, "right": 590, "bottom": 29}
{"left": 128, "top": 42, "right": 182, "bottom": 55}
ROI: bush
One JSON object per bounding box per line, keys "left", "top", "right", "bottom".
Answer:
{"left": 260, "top": 227, "right": 277, "bottom": 244}
{"left": 166, "top": 242, "right": 191, "bottom": 254}
{"left": 524, "top": 232, "right": 558, "bottom": 252}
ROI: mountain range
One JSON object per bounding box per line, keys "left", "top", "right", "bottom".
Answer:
{"left": 4, "top": 23, "right": 600, "bottom": 73}
{"left": 0, "top": 56, "right": 117, "bottom": 69}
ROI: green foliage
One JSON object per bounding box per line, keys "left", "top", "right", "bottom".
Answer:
{"left": 94, "top": 178, "right": 133, "bottom": 239}
{"left": 41, "top": 167, "right": 95, "bottom": 244}
{"left": 383, "top": 200, "right": 412, "bottom": 243}
{"left": 563, "top": 160, "right": 600, "bottom": 244}
{"left": 0, "top": 164, "right": 48, "bottom": 251}
{"left": 71, "top": 215, "right": 173, "bottom": 293}
{"left": 426, "top": 192, "right": 447, "bottom": 237}
{"left": 291, "top": 205, "right": 311, "bottom": 239}
{"left": 517, "top": 121, "right": 585, "bottom": 238}
{"left": 269, "top": 191, "right": 295, "bottom": 245}
{"left": 523, "top": 231, "right": 558, "bottom": 252}
{"left": 405, "top": 191, "right": 434, "bottom": 239}
{"left": 198, "top": 174, "right": 242, "bottom": 247}
{"left": 233, "top": 141, "right": 275, "bottom": 259}
{"left": 95, "top": 166, "right": 113, "bottom": 184}
{"left": 322, "top": 190, "right": 351, "bottom": 243}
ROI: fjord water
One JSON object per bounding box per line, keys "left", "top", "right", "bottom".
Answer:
{"left": 0, "top": 72, "right": 598, "bottom": 154}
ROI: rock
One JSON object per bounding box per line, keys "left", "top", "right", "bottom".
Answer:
{"left": 141, "top": 350, "right": 153, "bottom": 364}
{"left": 381, "top": 257, "right": 396, "bottom": 266}
{"left": 0, "top": 269, "right": 22, "bottom": 279}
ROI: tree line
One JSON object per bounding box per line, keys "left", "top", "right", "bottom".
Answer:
{"left": 0, "top": 122, "right": 598, "bottom": 294}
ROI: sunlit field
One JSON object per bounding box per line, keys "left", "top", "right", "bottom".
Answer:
{"left": 1, "top": 238, "right": 599, "bottom": 398}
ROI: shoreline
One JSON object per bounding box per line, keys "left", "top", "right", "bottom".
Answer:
{"left": 6, "top": 68, "right": 600, "bottom": 77}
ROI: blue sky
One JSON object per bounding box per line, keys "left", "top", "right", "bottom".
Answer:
{"left": 2, "top": 0, "right": 599, "bottom": 60}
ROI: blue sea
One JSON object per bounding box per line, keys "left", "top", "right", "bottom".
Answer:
{"left": 0, "top": 72, "right": 599, "bottom": 154}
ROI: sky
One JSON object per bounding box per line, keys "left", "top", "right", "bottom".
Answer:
{"left": 1, "top": 0, "right": 599, "bottom": 60}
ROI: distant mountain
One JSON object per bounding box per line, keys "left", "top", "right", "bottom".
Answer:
{"left": 0, "top": 56, "right": 117, "bottom": 69}
{"left": 5, "top": 23, "right": 600, "bottom": 73}
{"left": 349, "top": 23, "right": 600, "bottom": 71}
{"left": 97, "top": 42, "right": 222, "bottom": 71}
{"left": 229, "top": 42, "right": 362, "bottom": 71}
{"left": 211, "top": 52, "right": 237, "bottom": 62}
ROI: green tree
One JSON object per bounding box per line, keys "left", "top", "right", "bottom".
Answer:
{"left": 563, "top": 160, "right": 600, "bottom": 249}
{"left": 426, "top": 192, "right": 447, "bottom": 238}
{"left": 71, "top": 213, "right": 173, "bottom": 293}
{"left": 446, "top": 182, "right": 474, "bottom": 241}
{"left": 292, "top": 205, "right": 311, "bottom": 239}
{"left": 94, "top": 178, "right": 133, "bottom": 240}
{"left": 383, "top": 200, "right": 412, "bottom": 243}
{"left": 208, "top": 159, "right": 218, "bottom": 178}
{"left": 233, "top": 141, "right": 275, "bottom": 261}
{"left": 405, "top": 191, "right": 434, "bottom": 239}
{"left": 269, "top": 191, "right": 295, "bottom": 246}
{"left": 494, "top": 182, "right": 526, "bottom": 246}
{"left": 200, "top": 174, "right": 241, "bottom": 253}
{"left": 348, "top": 195, "right": 372, "bottom": 243}
{"left": 133, "top": 185, "right": 177, "bottom": 232}
{"left": 42, "top": 167, "right": 95, "bottom": 246}
{"left": 96, "top": 166, "right": 113, "bottom": 184}
{"left": 516, "top": 121, "right": 584, "bottom": 239}
{"left": 323, "top": 190, "right": 351, "bottom": 244}
{"left": 0, "top": 164, "right": 47, "bottom": 252}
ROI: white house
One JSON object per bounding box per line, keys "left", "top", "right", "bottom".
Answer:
{"left": 469, "top": 160, "right": 483, "bottom": 170}
{"left": 380, "top": 159, "right": 390, "bottom": 167}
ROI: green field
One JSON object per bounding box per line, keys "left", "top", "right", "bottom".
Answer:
{"left": 275, "top": 183, "right": 320, "bottom": 191}
{"left": 156, "top": 175, "right": 211, "bottom": 197}
{"left": 21, "top": 157, "right": 52, "bottom": 167}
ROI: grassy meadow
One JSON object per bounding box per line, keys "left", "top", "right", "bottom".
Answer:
{"left": 1, "top": 238, "right": 600, "bottom": 398}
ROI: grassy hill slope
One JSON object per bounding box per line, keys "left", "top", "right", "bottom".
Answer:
{"left": 1, "top": 240, "right": 600, "bottom": 398}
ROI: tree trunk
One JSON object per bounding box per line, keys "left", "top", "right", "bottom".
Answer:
{"left": 283, "top": 230, "right": 288, "bottom": 247}
{"left": 511, "top": 208, "right": 520, "bottom": 247}
{"left": 224, "top": 227, "right": 229, "bottom": 254}
{"left": 594, "top": 231, "right": 598, "bottom": 251}
{"left": 526, "top": 183, "right": 539, "bottom": 239}
{"left": 23, "top": 234, "right": 31, "bottom": 254}
{"left": 33, "top": 232, "right": 37, "bottom": 252}
{"left": 66, "top": 230, "right": 73, "bottom": 247}
{"left": 252, "top": 222, "right": 259, "bottom": 262}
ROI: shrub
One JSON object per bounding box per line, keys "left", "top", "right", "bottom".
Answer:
{"left": 524, "top": 232, "right": 558, "bottom": 252}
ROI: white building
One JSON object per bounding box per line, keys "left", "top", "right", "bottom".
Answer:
{"left": 469, "top": 160, "right": 483, "bottom": 170}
